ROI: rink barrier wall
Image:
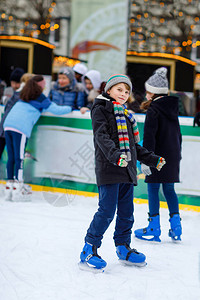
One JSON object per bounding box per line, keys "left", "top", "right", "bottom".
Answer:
{"left": 0, "top": 109, "right": 200, "bottom": 212}
{"left": 1, "top": 180, "right": 199, "bottom": 212}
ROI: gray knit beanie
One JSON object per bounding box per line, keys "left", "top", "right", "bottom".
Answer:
{"left": 145, "top": 67, "right": 169, "bottom": 94}
{"left": 59, "top": 67, "right": 75, "bottom": 83}
{"left": 105, "top": 74, "right": 132, "bottom": 92}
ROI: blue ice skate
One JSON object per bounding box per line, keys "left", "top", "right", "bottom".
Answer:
{"left": 168, "top": 214, "right": 182, "bottom": 241}
{"left": 134, "top": 214, "right": 161, "bottom": 242}
{"left": 79, "top": 243, "right": 107, "bottom": 272}
{"left": 116, "top": 243, "right": 147, "bottom": 267}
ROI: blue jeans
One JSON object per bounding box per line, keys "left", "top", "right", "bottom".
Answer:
{"left": 5, "top": 130, "right": 27, "bottom": 181}
{"left": 85, "top": 183, "right": 134, "bottom": 248}
{"left": 148, "top": 183, "right": 179, "bottom": 216}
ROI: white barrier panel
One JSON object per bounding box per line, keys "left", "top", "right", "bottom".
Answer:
{"left": 0, "top": 108, "right": 200, "bottom": 206}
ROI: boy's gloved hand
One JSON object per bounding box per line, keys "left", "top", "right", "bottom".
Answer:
{"left": 141, "top": 163, "right": 152, "bottom": 175}
{"left": 156, "top": 157, "right": 166, "bottom": 171}
{"left": 117, "top": 154, "right": 128, "bottom": 167}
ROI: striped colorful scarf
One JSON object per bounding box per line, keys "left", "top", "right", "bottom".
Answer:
{"left": 113, "top": 101, "right": 140, "bottom": 161}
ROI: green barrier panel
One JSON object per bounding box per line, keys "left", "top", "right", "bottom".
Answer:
{"left": 0, "top": 111, "right": 200, "bottom": 207}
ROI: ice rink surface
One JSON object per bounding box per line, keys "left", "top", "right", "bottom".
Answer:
{"left": 0, "top": 189, "right": 200, "bottom": 300}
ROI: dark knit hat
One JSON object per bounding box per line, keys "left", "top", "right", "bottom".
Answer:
{"left": 59, "top": 67, "right": 75, "bottom": 83}
{"left": 10, "top": 68, "right": 25, "bottom": 83}
{"left": 105, "top": 74, "right": 132, "bottom": 92}
{"left": 145, "top": 67, "right": 169, "bottom": 94}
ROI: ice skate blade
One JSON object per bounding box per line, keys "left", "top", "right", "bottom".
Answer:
{"left": 169, "top": 235, "right": 181, "bottom": 242}
{"left": 169, "top": 231, "right": 181, "bottom": 242}
{"left": 12, "top": 198, "right": 32, "bottom": 202}
{"left": 119, "top": 259, "right": 147, "bottom": 267}
{"left": 171, "top": 238, "right": 181, "bottom": 243}
{"left": 4, "top": 192, "right": 12, "bottom": 201}
{"left": 78, "top": 261, "right": 105, "bottom": 273}
{"left": 4, "top": 196, "right": 12, "bottom": 201}
{"left": 135, "top": 235, "right": 161, "bottom": 242}
{"left": 12, "top": 194, "right": 32, "bottom": 202}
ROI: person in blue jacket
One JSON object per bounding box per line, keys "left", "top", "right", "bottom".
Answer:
{"left": 49, "top": 67, "right": 86, "bottom": 110}
{"left": 0, "top": 73, "right": 33, "bottom": 160}
{"left": 3, "top": 75, "right": 72, "bottom": 201}
{"left": 134, "top": 67, "right": 182, "bottom": 242}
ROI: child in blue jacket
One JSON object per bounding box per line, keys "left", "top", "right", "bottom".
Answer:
{"left": 4, "top": 75, "right": 72, "bottom": 201}
{"left": 49, "top": 67, "right": 86, "bottom": 109}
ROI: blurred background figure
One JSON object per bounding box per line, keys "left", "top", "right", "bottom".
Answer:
{"left": 73, "top": 63, "right": 88, "bottom": 83}
{"left": 2, "top": 68, "right": 25, "bottom": 105}
{"left": 0, "top": 73, "right": 34, "bottom": 161}
{"left": 127, "top": 90, "right": 145, "bottom": 114}
{"left": 80, "top": 70, "right": 102, "bottom": 114}
{"left": 80, "top": 80, "right": 106, "bottom": 114}
{"left": 49, "top": 67, "right": 86, "bottom": 110}
{"left": 193, "top": 111, "right": 200, "bottom": 126}
{"left": 0, "top": 78, "right": 7, "bottom": 104}
{"left": 3, "top": 75, "right": 72, "bottom": 202}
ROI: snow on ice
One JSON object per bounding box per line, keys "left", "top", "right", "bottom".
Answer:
{"left": 0, "top": 188, "right": 200, "bottom": 300}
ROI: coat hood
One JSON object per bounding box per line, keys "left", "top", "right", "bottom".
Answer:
{"left": 53, "top": 78, "right": 77, "bottom": 92}
{"left": 91, "top": 93, "right": 113, "bottom": 115}
{"left": 82, "top": 70, "right": 101, "bottom": 92}
{"left": 150, "top": 95, "right": 179, "bottom": 120}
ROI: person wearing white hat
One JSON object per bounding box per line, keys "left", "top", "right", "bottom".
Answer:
{"left": 80, "top": 70, "right": 102, "bottom": 114}
{"left": 73, "top": 63, "right": 88, "bottom": 83}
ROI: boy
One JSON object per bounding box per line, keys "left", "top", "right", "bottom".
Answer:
{"left": 79, "top": 74, "right": 166, "bottom": 271}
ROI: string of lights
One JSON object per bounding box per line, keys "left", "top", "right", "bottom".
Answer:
{"left": 129, "top": 0, "right": 200, "bottom": 59}
{"left": 0, "top": 1, "right": 68, "bottom": 41}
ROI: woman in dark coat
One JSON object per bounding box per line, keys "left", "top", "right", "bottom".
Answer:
{"left": 134, "top": 67, "right": 182, "bottom": 242}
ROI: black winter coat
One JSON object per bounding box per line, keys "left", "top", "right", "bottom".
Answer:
{"left": 91, "top": 94, "right": 160, "bottom": 186}
{"left": 143, "top": 95, "right": 182, "bottom": 183}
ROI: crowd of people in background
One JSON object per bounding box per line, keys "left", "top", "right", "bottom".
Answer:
{"left": 1, "top": 64, "right": 199, "bottom": 117}
{"left": 0, "top": 63, "right": 199, "bottom": 206}
{"left": 0, "top": 63, "right": 104, "bottom": 201}
{"left": 0, "top": 64, "right": 150, "bottom": 124}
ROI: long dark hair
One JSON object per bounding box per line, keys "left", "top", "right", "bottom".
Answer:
{"left": 20, "top": 75, "right": 43, "bottom": 102}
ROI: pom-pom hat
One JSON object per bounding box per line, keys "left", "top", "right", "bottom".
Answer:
{"left": 105, "top": 74, "right": 132, "bottom": 92}
{"left": 145, "top": 67, "right": 169, "bottom": 94}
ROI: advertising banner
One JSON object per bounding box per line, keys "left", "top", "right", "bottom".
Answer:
{"left": 70, "top": 0, "right": 129, "bottom": 80}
